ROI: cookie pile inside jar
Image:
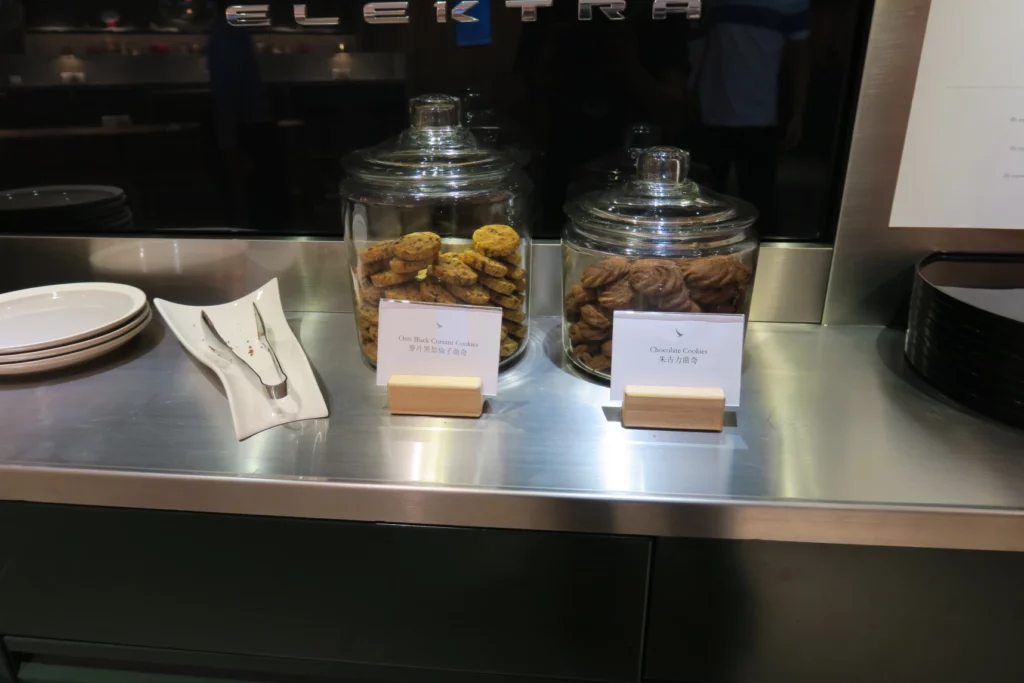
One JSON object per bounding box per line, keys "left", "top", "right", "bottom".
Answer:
{"left": 565, "top": 253, "right": 753, "bottom": 376}
{"left": 355, "top": 224, "right": 528, "bottom": 364}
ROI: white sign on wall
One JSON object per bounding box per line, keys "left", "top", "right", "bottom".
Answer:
{"left": 890, "top": 0, "right": 1024, "bottom": 230}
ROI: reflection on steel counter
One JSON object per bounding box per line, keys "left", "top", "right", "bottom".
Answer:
{"left": 0, "top": 184, "right": 135, "bottom": 233}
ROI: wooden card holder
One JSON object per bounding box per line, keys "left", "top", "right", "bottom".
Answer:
{"left": 387, "top": 375, "right": 484, "bottom": 418}
{"left": 621, "top": 385, "right": 726, "bottom": 432}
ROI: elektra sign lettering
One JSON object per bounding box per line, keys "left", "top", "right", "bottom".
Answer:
{"left": 227, "top": 1, "right": 701, "bottom": 26}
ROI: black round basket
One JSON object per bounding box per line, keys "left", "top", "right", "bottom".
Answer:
{"left": 906, "top": 252, "right": 1024, "bottom": 429}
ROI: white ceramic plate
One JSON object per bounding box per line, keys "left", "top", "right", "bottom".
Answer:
{"left": 0, "top": 304, "right": 152, "bottom": 364}
{"left": 0, "top": 282, "right": 148, "bottom": 354}
{"left": 0, "top": 310, "right": 150, "bottom": 377}
{"left": 154, "top": 278, "right": 329, "bottom": 440}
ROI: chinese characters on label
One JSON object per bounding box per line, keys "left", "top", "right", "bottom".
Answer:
{"left": 409, "top": 343, "right": 470, "bottom": 357}
{"left": 657, "top": 355, "right": 700, "bottom": 365}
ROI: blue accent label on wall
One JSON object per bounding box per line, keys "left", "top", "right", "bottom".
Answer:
{"left": 455, "top": 0, "right": 493, "bottom": 47}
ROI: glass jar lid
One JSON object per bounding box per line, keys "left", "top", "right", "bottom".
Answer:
{"left": 343, "top": 94, "right": 517, "bottom": 192}
{"left": 565, "top": 147, "right": 758, "bottom": 250}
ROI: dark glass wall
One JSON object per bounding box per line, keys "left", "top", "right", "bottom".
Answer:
{"left": 0, "top": 0, "right": 871, "bottom": 238}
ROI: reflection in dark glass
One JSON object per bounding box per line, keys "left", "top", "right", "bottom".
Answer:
{"left": 0, "top": 0, "right": 870, "bottom": 239}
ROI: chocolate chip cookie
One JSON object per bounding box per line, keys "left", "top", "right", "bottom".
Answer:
{"left": 500, "top": 337, "right": 519, "bottom": 358}
{"left": 390, "top": 256, "right": 434, "bottom": 275}
{"left": 419, "top": 280, "right": 459, "bottom": 305}
{"left": 502, "top": 308, "right": 527, "bottom": 324}
{"left": 358, "top": 239, "right": 397, "bottom": 264}
{"left": 360, "top": 284, "right": 384, "bottom": 304}
{"left": 383, "top": 282, "right": 424, "bottom": 301}
{"left": 459, "top": 250, "right": 509, "bottom": 278}
{"left": 472, "top": 224, "right": 520, "bottom": 257}
{"left": 502, "top": 320, "right": 529, "bottom": 339}
{"left": 429, "top": 252, "right": 479, "bottom": 287}
{"left": 446, "top": 282, "right": 492, "bottom": 305}
{"left": 357, "top": 302, "right": 380, "bottom": 327}
{"left": 490, "top": 292, "right": 522, "bottom": 310}
{"left": 394, "top": 232, "right": 442, "bottom": 261}
{"left": 356, "top": 260, "right": 387, "bottom": 279}
{"left": 480, "top": 274, "right": 516, "bottom": 295}
{"left": 370, "top": 269, "right": 417, "bottom": 287}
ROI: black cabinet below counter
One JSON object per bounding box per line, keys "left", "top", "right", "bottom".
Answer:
{"left": 0, "top": 502, "right": 650, "bottom": 683}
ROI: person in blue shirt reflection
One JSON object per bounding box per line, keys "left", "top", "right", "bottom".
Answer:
{"left": 207, "top": 0, "right": 288, "bottom": 230}
{"left": 690, "top": 0, "right": 811, "bottom": 233}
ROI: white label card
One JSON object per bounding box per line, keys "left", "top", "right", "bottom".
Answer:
{"left": 376, "top": 300, "right": 503, "bottom": 396}
{"left": 609, "top": 311, "right": 745, "bottom": 406}
{"left": 890, "top": 0, "right": 1024, "bottom": 229}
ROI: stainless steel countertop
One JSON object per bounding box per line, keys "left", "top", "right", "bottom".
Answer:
{"left": 1, "top": 315, "right": 1022, "bottom": 551}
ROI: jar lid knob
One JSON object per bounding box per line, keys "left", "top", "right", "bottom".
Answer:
{"left": 410, "top": 94, "right": 462, "bottom": 130}
{"left": 636, "top": 146, "right": 690, "bottom": 184}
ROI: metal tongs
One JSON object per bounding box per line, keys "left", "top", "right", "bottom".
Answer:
{"left": 200, "top": 306, "right": 288, "bottom": 399}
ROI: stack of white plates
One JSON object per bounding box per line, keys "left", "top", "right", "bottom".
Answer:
{"left": 0, "top": 283, "right": 151, "bottom": 376}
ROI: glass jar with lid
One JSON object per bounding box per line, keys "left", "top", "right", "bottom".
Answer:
{"left": 562, "top": 146, "right": 758, "bottom": 379}
{"left": 341, "top": 94, "right": 532, "bottom": 367}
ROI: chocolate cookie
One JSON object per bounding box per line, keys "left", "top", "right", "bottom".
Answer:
{"left": 569, "top": 321, "right": 609, "bottom": 343}
{"left": 480, "top": 274, "right": 516, "bottom": 295}
{"left": 459, "top": 250, "right": 509, "bottom": 278}
{"left": 500, "top": 337, "right": 519, "bottom": 358}
{"left": 472, "top": 224, "right": 520, "bottom": 257}
{"left": 679, "top": 255, "right": 752, "bottom": 289}
{"left": 389, "top": 256, "right": 434, "bottom": 275}
{"left": 689, "top": 285, "right": 737, "bottom": 308}
{"left": 358, "top": 239, "right": 397, "bottom": 264}
{"left": 628, "top": 259, "right": 684, "bottom": 297}
{"left": 394, "top": 232, "right": 442, "bottom": 261}
{"left": 581, "top": 352, "right": 611, "bottom": 372}
{"left": 597, "top": 278, "right": 634, "bottom": 310}
{"left": 430, "top": 252, "right": 479, "bottom": 287}
{"left": 383, "top": 282, "right": 423, "bottom": 301}
{"left": 655, "top": 286, "right": 700, "bottom": 312}
{"left": 572, "top": 342, "right": 602, "bottom": 358}
{"left": 580, "top": 304, "right": 613, "bottom": 329}
{"left": 446, "top": 282, "right": 492, "bottom": 305}
{"left": 419, "top": 280, "right": 459, "bottom": 305}
{"left": 580, "top": 256, "right": 630, "bottom": 288}
{"left": 371, "top": 269, "right": 417, "bottom": 287}
{"left": 565, "top": 284, "right": 596, "bottom": 315}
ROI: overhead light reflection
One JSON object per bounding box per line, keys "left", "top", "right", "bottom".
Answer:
{"left": 599, "top": 428, "right": 642, "bottom": 493}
